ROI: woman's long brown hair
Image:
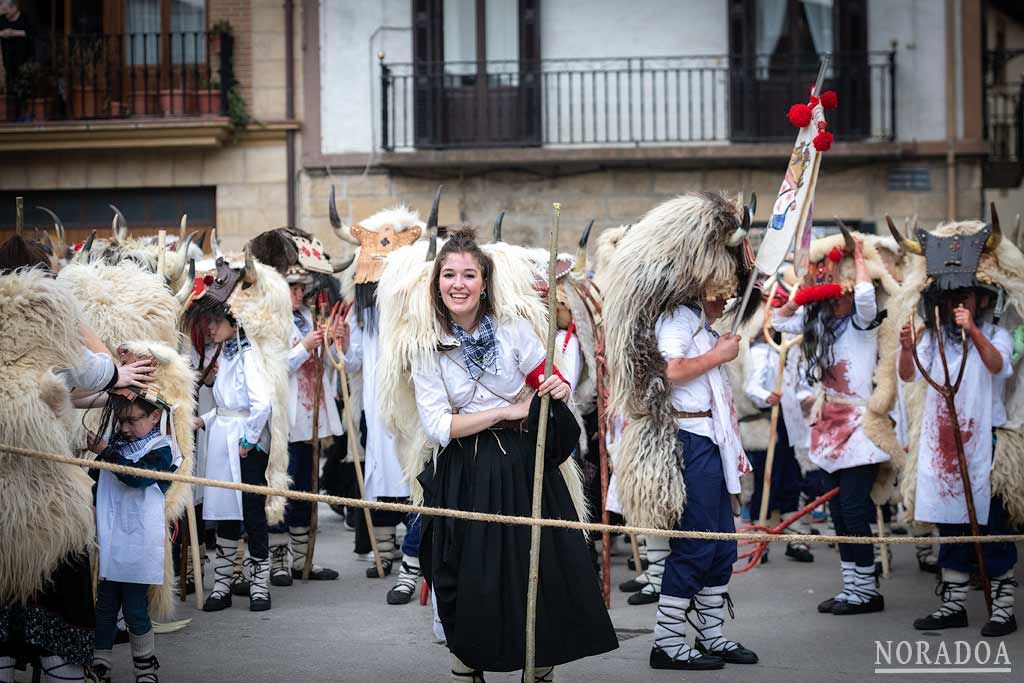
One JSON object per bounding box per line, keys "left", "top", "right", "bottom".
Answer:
{"left": 429, "top": 226, "right": 495, "bottom": 333}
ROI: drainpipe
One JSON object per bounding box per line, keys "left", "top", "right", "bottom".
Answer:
{"left": 285, "top": 0, "right": 297, "bottom": 227}
{"left": 945, "top": 0, "right": 957, "bottom": 221}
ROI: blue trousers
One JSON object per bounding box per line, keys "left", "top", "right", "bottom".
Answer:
{"left": 401, "top": 513, "right": 421, "bottom": 558}
{"left": 661, "top": 431, "right": 737, "bottom": 599}
{"left": 748, "top": 416, "right": 802, "bottom": 516}
{"left": 825, "top": 463, "right": 878, "bottom": 567}
{"left": 95, "top": 580, "right": 150, "bottom": 650}
{"left": 938, "top": 495, "right": 1018, "bottom": 577}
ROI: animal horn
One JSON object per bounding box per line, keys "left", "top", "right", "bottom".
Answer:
{"left": 1015, "top": 213, "right": 1022, "bottom": 244}
{"left": 175, "top": 259, "right": 196, "bottom": 304}
{"left": 573, "top": 219, "right": 595, "bottom": 274}
{"left": 170, "top": 232, "right": 198, "bottom": 281}
{"left": 211, "top": 229, "right": 224, "bottom": 258}
{"left": 243, "top": 244, "right": 257, "bottom": 284}
{"left": 425, "top": 185, "right": 443, "bottom": 262}
{"left": 179, "top": 214, "right": 188, "bottom": 240}
{"left": 40, "top": 229, "right": 55, "bottom": 256}
{"left": 15, "top": 197, "right": 23, "bottom": 239}
{"left": 493, "top": 210, "right": 505, "bottom": 242}
{"left": 78, "top": 230, "right": 97, "bottom": 263}
{"left": 329, "top": 185, "right": 359, "bottom": 245}
{"left": 109, "top": 204, "right": 128, "bottom": 241}
{"left": 194, "top": 229, "right": 207, "bottom": 251}
{"left": 836, "top": 218, "right": 856, "bottom": 253}
{"left": 36, "top": 206, "right": 66, "bottom": 256}
{"left": 885, "top": 214, "right": 923, "bottom": 255}
{"left": 332, "top": 254, "right": 355, "bottom": 273}
{"left": 727, "top": 191, "right": 756, "bottom": 247}
{"left": 985, "top": 202, "right": 1002, "bottom": 253}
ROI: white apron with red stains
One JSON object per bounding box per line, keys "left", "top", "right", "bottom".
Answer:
{"left": 287, "top": 306, "right": 344, "bottom": 442}
{"left": 913, "top": 324, "right": 1013, "bottom": 525}
{"left": 773, "top": 282, "right": 889, "bottom": 473}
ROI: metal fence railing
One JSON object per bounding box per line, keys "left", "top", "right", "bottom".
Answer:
{"left": 0, "top": 30, "right": 234, "bottom": 123}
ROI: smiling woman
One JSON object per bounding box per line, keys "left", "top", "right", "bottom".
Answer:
{"left": 409, "top": 226, "right": 618, "bottom": 681}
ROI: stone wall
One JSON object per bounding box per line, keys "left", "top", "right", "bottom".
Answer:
{"left": 297, "top": 157, "right": 991, "bottom": 255}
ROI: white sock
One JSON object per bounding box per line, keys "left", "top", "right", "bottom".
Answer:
{"left": 639, "top": 535, "right": 670, "bottom": 596}
{"left": 688, "top": 584, "right": 740, "bottom": 653}
{"left": 845, "top": 565, "right": 880, "bottom": 605}
{"left": 653, "top": 594, "right": 696, "bottom": 661}
{"left": 836, "top": 560, "right": 855, "bottom": 601}
{"left": 40, "top": 655, "right": 83, "bottom": 682}
{"left": 930, "top": 568, "right": 970, "bottom": 617}
{"left": 0, "top": 656, "right": 15, "bottom": 683}
{"left": 990, "top": 570, "right": 1016, "bottom": 624}
{"left": 130, "top": 629, "right": 159, "bottom": 682}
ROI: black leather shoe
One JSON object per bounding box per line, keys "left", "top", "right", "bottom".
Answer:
{"left": 270, "top": 569, "right": 293, "bottom": 587}
{"left": 292, "top": 566, "right": 339, "bottom": 580}
{"left": 832, "top": 594, "right": 885, "bottom": 615}
{"left": 202, "top": 591, "right": 232, "bottom": 612}
{"left": 914, "top": 609, "right": 968, "bottom": 630}
{"left": 249, "top": 594, "right": 271, "bottom": 612}
{"left": 649, "top": 647, "right": 724, "bottom": 670}
{"left": 366, "top": 559, "right": 394, "bottom": 578}
{"left": 230, "top": 576, "right": 250, "bottom": 597}
{"left": 628, "top": 556, "right": 649, "bottom": 571}
{"left": 786, "top": 543, "right": 813, "bottom": 563}
{"left": 981, "top": 615, "right": 1017, "bottom": 637}
{"left": 628, "top": 590, "right": 659, "bottom": 606}
{"left": 618, "top": 577, "right": 647, "bottom": 593}
{"left": 696, "top": 642, "right": 759, "bottom": 664}
{"left": 818, "top": 597, "right": 844, "bottom": 613}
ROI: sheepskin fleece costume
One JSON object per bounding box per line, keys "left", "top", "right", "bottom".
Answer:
{"left": 224, "top": 260, "right": 294, "bottom": 525}
{"left": 868, "top": 220, "right": 1024, "bottom": 526}
{"left": 602, "top": 193, "right": 751, "bottom": 530}
{"left": 375, "top": 240, "right": 589, "bottom": 524}
{"left": 593, "top": 225, "right": 629, "bottom": 292}
{"left": 0, "top": 269, "right": 94, "bottom": 605}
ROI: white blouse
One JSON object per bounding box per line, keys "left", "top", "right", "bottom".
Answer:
{"left": 413, "top": 317, "right": 546, "bottom": 447}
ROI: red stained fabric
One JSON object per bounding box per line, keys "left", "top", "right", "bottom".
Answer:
{"left": 932, "top": 400, "right": 975, "bottom": 499}
{"left": 811, "top": 402, "right": 857, "bottom": 462}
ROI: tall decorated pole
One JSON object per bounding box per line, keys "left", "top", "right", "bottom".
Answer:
{"left": 524, "top": 203, "right": 562, "bottom": 681}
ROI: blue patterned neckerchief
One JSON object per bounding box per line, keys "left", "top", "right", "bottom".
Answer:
{"left": 293, "top": 309, "right": 311, "bottom": 336}
{"left": 829, "top": 313, "right": 852, "bottom": 338}
{"left": 451, "top": 314, "right": 498, "bottom": 380}
{"left": 685, "top": 303, "right": 719, "bottom": 339}
{"left": 221, "top": 334, "right": 249, "bottom": 359}
{"left": 108, "top": 425, "right": 163, "bottom": 463}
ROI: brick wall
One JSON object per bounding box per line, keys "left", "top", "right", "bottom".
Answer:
{"left": 208, "top": 0, "right": 253, "bottom": 108}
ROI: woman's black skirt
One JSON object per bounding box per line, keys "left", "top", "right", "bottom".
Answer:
{"left": 0, "top": 550, "right": 95, "bottom": 665}
{"left": 419, "top": 427, "right": 618, "bottom": 672}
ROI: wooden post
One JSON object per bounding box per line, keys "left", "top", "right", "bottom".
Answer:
{"left": 303, "top": 292, "right": 326, "bottom": 581}
{"left": 525, "top": 203, "right": 562, "bottom": 681}
{"left": 186, "top": 503, "right": 204, "bottom": 609}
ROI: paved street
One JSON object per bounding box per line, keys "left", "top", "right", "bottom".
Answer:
{"left": 85, "top": 506, "right": 1022, "bottom": 682}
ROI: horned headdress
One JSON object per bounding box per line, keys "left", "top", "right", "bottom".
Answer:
{"left": 602, "top": 192, "right": 754, "bottom": 529}
{"left": 868, "top": 206, "right": 1024, "bottom": 525}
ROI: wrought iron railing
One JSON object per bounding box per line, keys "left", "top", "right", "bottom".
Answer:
{"left": 983, "top": 49, "right": 1024, "bottom": 188}
{"left": 0, "top": 30, "right": 234, "bottom": 123}
{"left": 379, "top": 51, "right": 896, "bottom": 151}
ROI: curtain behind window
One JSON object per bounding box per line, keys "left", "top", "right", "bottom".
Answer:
{"left": 171, "top": 0, "right": 206, "bottom": 64}
{"left": 126, "top": 0, "right": 161, "bottom": 66}
{"left": 755, "top": 0, "right": 787, "bottom": 80}
{"left": 443, "top": 0, "right": 476, "bottom": 76}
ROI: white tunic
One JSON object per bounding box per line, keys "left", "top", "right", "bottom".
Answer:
{"left": 772, "top": 282, "right": 890, "bottom": 473}
{"left": 200, "top": 340, "right": 273, "bottom": 521}
{"left": 287, "top": 307, "right": 344, "bottom": 442}
{"left": 345, "top": 318, "right": 408, "bottom": 500}
{"left": 557, "top": 330, "right": 582, "bottom": 392}
{"left": 745, "top": 342, "right": 812, "bottom": 453}
{"left": 413, "top": 317, "right": 546, "bottom": 448}
{"left": 655, "top": 305, "right": 751, "bottom": 495}
{"left": 912, "top": 324, "right": 1013, "bottom": 525}
{"left": 96, "top": 434, "right": 175, "bottom": 585}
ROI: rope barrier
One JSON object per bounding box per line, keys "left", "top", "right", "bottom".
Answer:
{"left": 4, "top": 443, "right": 1024, "bottom": 546}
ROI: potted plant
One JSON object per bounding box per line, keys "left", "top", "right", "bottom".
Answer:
{"left": 196, "top": 77, "right": 220, "bottom": 115}
{"left": 12, "top": 62, "right": 48, "bottom": 121}
{"left": 67, "top": 38, "right": 105, "bottom": 119}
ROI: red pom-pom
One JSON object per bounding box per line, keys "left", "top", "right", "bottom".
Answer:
{"left": 203, "top": 274, "right": 215, "bottom": 285}
{"left": 72, "top": 241, "right": 84, "bottom": 252}
{"left": 787, "top": 103, "right": 813, "bottom": 128}
{"left": 819, "top": 90, "right": 838, "bottom": 110}
{"left": 794, "top": 283, "right": 844, "bottom": 306}
{"left": 813, "top": 130, "right": 834, "bottom": 151}
{"left": 828, "top": 247, "right": 843, "bottom": 263}
{"left": 808, "top": 94, "right": 820, "bottom": 107}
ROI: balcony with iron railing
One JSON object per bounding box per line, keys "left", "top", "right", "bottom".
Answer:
{"left": 379, "top": 51, "right": 896, "bottom": 153}
{"left": 0, "top": 30, "right": 233, "bottom": 124}
{"left": 984, "top": 49, "right": 1024, "bottom": 189}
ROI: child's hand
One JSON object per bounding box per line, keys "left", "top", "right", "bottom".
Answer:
{"left": 712, "top": 334, "right": 741, "bottom": 364}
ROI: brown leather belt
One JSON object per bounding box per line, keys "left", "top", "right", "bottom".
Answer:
{"left": 671, "top": 409, "right": 712, "bottom": 419}
{"left": 492, "top": 419, "right": 528, "bottom": 432}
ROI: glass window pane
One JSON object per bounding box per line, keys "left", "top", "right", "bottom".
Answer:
{"left": 171, "top": 0, "right": 207, "bottom": 64}
{"left": 484, "top": 0, "right": 517, "bottom": 63}
{"left": 444, "top": 0, "right": 476, "bottom": 76}
{"left": 126, "top": 0, "right": 161, "bottom": 66}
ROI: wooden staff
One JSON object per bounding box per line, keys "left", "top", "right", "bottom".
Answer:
{"left": 186, "top": 502, "right": 204, "bottom": 608}
{"left": 525, "top": 203, "right": 562, "bottom": 680}
{"left": 909, "top": 307, "right": 991, "bottom": 615}
{"left": 324, "top": 302, "right": 386, "bottom": 578}
{"left": 756, "top": 284, "right": 803, "bottom": 528}
{"left": 876, "top": 505, "right": 890, "bottom": 579}
{"left": 303, "top": 291, "right": 327, "bottom": 581}
{"left": 179, "top": 518, "right": 189, "bottom": 601}
{"left": 15, "top": 196, "right": 23, "bottom": 238}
